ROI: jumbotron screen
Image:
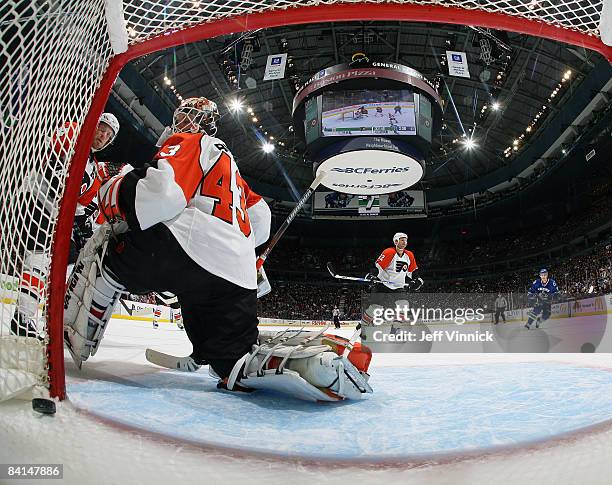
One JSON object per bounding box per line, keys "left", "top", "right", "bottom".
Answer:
{"left": 312, "top": 190, "right": 426, "bottom": 219}
{"left": 321, "top": 89, "right": 417, "bottom": 137}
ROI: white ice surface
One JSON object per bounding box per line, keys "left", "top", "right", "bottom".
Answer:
{"left": 3, "top": 318, "right": 612, "bottom": 484}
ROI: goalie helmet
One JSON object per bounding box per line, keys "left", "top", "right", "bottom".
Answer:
{"left": 393, "top": 232, "right": 408, "bottom": 244}
{"left": 172, "top": 97, "right": 220, "bottom": 136}
{"left": 92, "top": 112, "right": 120, "bottom": 152}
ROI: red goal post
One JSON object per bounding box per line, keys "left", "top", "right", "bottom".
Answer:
{"left": 0, "top": 0, "right": 610, "bottom": 403}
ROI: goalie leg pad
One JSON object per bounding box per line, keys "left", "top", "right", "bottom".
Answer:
{"left": 64, "top": 226, "right": 127, "bottom": 367}
{"left": 223, "top": 328, "right": 373, "bottom": 402}
{"left": 257, "top": 328, "right": 373, "bottom": 373}
{"left": 12, "top": 250, "right": 49, "bottom": 338}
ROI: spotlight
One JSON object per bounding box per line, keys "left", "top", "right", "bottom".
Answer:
{"left": 229, "top": 98, "right": 243, "bottom": 112}
{"left": 262, "top": 142, "right": 275, "bottom": 153}
{"left": 491, "top": 101, "right": 500, "bottom": 111}
{"left": 463, "top": 138, "right": 477, "bottom": 150}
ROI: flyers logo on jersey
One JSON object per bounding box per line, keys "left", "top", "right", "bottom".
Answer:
{"left": 395, "top": 261, "right": 409, "bottom": 272}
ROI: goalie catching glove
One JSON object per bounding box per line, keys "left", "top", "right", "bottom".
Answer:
{"left": 217, "top": 327, "right": 373, "bottom": 401}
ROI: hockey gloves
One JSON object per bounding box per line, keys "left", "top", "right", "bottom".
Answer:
{"left": 97, "top": 174, "right": 125, "bottom": 223}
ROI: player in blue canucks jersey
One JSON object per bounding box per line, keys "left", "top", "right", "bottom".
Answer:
{"left": 525, "top": 268, "right": 559, "bottom": 329}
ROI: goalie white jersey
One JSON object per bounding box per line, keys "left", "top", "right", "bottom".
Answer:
{"left": 116, "top": 132, "right": 271, "bottom": 289}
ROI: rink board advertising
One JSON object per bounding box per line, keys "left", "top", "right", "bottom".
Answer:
{"left": 312, "top": 190, "right": 426, "bottom": 219}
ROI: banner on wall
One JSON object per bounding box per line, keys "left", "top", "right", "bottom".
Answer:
{"left": 263, "top": 53, "right": 288, "bottom": 81}
{"left": 446, "top": 51, "right": 470, "bottom": 78}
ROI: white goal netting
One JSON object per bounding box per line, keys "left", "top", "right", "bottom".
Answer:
{"left": 0, "top": 0, "right": 609, "bottom": 402}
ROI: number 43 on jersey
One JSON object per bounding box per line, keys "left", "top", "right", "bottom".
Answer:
{"left": 200, "top": 149, "right": 251, "bottom": 237}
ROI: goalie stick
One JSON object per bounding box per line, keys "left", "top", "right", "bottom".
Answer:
{"left": 145, "top": 348, "right": 205, "bottom": 372}
{"left": 145, "top": 326, "right": 356, "bottom": 373}
{"left": 256, "top": 170, "right": 327, "bottom": 270}
{"left": 145, "top": 328, "right": 329, "bottom": 372}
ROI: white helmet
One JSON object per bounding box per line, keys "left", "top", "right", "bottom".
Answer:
{"left": 93, "top": 112, "right": 120, "bottom": 151}
{"left": 393, "top": 232, "right": 408, "bottom": 244}
{"left": 172, "top": 97, "right": 220, "bottom": 136}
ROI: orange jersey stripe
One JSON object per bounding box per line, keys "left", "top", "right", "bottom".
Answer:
{"left": 155, "top": 133, "right": 205, "bottom": 202}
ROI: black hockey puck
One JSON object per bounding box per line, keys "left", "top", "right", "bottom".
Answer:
{"left": 32, "top": 398, "right": 56, "bottom": 415}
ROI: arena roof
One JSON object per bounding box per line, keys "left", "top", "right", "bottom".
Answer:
{"left": 122, "top": 21, "right": 610, "bottom": 194}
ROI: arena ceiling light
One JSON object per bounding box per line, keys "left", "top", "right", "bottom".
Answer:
{"left": 491, "top": 101, "right": 501, "bottom": 111}
{"left": 262, "top": 142, "right": 275, "bottom": 153}
{"left": 229, "top": 98, "right": 243, "bottom": 112}
{"left": 463, "top": 138, "right": 477, "bottom": 150}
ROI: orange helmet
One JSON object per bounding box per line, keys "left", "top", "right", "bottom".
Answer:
{"left": 172, "top": 97, "right": 220, "bottom": 136}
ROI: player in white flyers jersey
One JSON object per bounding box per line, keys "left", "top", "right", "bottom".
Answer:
{"left": 374, "top": 232, "right": 424, "bottom": 292}
{"left": 356, "top": 233, "right": 424, "bottom": 333}
{"left": 65, "top": 97, "right": 271, "bottom": 378}
{"left": 11, "top": 113, "right": 119, "bottom": 338}
{"left": 64, "top": 97, "right": 373, "bottom": 401}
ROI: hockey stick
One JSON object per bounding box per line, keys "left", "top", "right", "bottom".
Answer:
{"left": 147, "top": 327, "right": 333, "bottom": 373}
{"left": 327, "top": 262, "right": 421, "bottom": 290}
{"left": 119, "top": 298, "right": 133, "bottom": 316}
{"left": 256, "top": 170, "right": 327, "bottom": 270}
{"left": 145, "top": 348, "right": 204, "bottom": 372}
{"left": 327, "top": 262, "right": 379, "bottom": 284}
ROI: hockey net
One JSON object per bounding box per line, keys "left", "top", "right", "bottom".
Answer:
{"left": 0, "top": 0, "right": 609, "bottom": 402}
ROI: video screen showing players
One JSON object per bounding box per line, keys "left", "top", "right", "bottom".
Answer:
{"left": 312, "top": 190, "right": 426, "bottom": 219}
{"left": 321, "top": 89, "right": 417, "bottom": 137}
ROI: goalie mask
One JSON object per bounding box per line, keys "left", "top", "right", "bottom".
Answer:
{"left": 172, "top": 97, "right": 220, "bottom": 136}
